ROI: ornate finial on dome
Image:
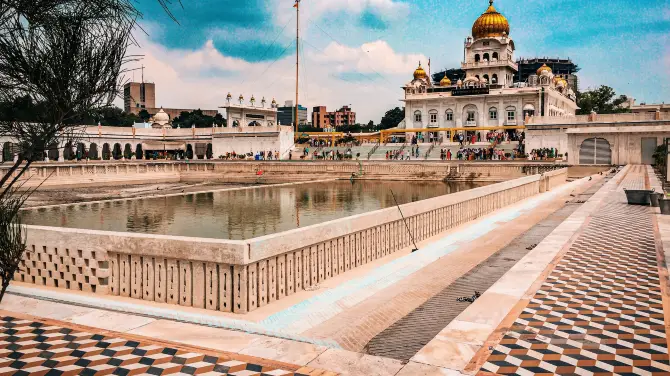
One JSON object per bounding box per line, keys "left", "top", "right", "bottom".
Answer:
{"left": 261, "top": 97, "right": 267, "bottom": 108}
{"left": 472, "top": 0, "right": 510, "bottom": 40}
{"left": 250, "top": 95, "right": 256, "bottom": 106}
{"left": 238, "top": 94, "right": 244, "bottom": 104}
{"left": 271, "top": 98, "right": 277, "bottom": 109}
{"left": 226, "top": 92, "right": 232, "bottom": 104}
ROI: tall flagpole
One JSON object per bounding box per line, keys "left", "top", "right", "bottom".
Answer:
{"left": 295, "top": 0, "right": 300, "bottom": 134}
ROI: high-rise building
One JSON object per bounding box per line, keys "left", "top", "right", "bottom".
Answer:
{"left": 312, "top": 106, "right": 357, "bottom": 128}
{"left": 124, "top": 82, "right": 156, "bottom": 113}
{"left": 122, "top": 82, "right": 218, "bottom": 124}
{"left": 277, "top": 101, "right": 308, "bottom": 126}
{"left": 516, "top": 58, "right": 580, "bottom": 92}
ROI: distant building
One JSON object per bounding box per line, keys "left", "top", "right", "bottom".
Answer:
{"left": 123, "top": 82, "right": 218, "bottom": 124}
{"left": 312, "top": 106, "right": 357, "bottom": 128}
{"left": 624, "top": 98, "right": 670, "bottom": 114}
{"left": 277, "top": 101, "right": 308, "bottom": 126}
{"left": 432, "top": 58, "right": 579, "bottom": 92}
{"left": 124, "top": 82, "right": 156, "bottom": 112}
{"left": 516, "top": 58, "right": 580, "bottom": 92}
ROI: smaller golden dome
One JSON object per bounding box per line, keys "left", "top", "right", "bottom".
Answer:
{"left": 271, "top": 98, "right": 277, "bottom": 104}
{"left": 413, "top": 62, "right": 427, "bottom": 80}
{"left": 440, "top": 74, "right": 452, "bottom": 86}
{"left": 251, "top": 95, "right": 256, "bottom": 101}
{"left": 239, "top": 94, "right": 244, "bottom": 100}
{"left": 554, "top": 76, "right": 568, "bottom": 89}
{"left": 537, "top": 63, "right": 552, "bottom": 76}
{"left": 226, "top": 92, "right": 232, "bottom": 99}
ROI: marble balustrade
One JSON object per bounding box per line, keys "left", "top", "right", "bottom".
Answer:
{"left": 16, "top": 169, "right": 567, "bottom": 314}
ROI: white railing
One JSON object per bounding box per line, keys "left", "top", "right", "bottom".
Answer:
{"left": 528, "top": 112, "right": 670, "bottom": 125}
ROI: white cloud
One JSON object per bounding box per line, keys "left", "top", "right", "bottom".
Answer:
{"left": 121, "top": 33, "right": 421, "bottom": 123}
{"left": 310, "top": 40, "right": 426, "bottom": 75}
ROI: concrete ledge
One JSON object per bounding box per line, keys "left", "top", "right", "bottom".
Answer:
{"left": 411, "top": 167, "right": 627, "bottom": 373}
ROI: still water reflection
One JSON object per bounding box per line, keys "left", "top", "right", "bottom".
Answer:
{"left": 22, "top": 181, "right": 488, "bottom": 240}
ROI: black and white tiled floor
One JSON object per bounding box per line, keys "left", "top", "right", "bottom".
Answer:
{"left": 0, "top": 315, "right": 320, "bottom": 375}
{"left": 481, "top": 167, "right": 670, "bottom": 375}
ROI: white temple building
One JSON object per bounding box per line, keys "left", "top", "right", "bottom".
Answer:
{"left": 399, "top": 0, "right": 579, "bottom": 140}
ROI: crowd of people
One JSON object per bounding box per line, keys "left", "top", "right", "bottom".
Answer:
{"left": 308, "top": 148, "right": 356, "bottom": 160}
{"left": 528, "top": 148, "right": 560, "bottom": 160}
{"left": 219, "top": 150, "right": 280, "bottom": 160}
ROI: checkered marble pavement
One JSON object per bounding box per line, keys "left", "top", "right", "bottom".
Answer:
{"left": 0, "top": 315, "right": 333, "bottom": 376}
{"left": 481, "top": 167, "right": 670, "bottom": 375}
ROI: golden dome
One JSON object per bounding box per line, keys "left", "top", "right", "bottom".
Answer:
{"left": 440, "top": 74, "right": 452, "bottom": 86}
{"left": 537, "top": 63, "right": 552, "bottom": 76}
{"left": 472, "top": 0, "right": 510, "bottom": 40}
{"left": 554, "top": 76, "right": 568, "bottom": 88}
{"left": 239, "top": 94, "right": 244, "bottom": 101}
{"left": 413, "top": 62, "right": 427, "bottom": 80}
{"left": 226, "top": 92, "right": 232, "bottom": 99}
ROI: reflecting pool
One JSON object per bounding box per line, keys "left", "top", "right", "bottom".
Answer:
{"left": 22, "top": 180, "right": 489, "bottom": 240}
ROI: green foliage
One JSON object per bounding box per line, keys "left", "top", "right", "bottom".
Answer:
{"left": 172, "top": 109, "right": 225, "bottom": 128}
{"left": 0, "top": 96, "right": 139, "bottom": 126}
{"left": 379, "top": 107, "right": 405, "bottom": 130}
{"left": 298, "top": 125, "right": 323, "bottom": 133}
{"left": 576, "top": 86, "right": 631, "bottom": 115}
{"left": 653, "top": 145, "right": 667, "bottom": 167}
{"left": 138, "top": 109, "right": 151, "bottom": 122}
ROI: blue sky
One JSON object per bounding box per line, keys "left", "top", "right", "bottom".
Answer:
{"left": 131, "top": 0, "right": 670, "bottom": 122}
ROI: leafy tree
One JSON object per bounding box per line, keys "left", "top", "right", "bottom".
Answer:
{"left": 138, "top": 109, "right": 151, "bottom": 122}
{"left": 576, "top": 86, "right": 631, "bottom": 115}
{"left": 172, "top": 109, "right": 222, "bottom": 128}
{"left": 379, "top": 107, "right": 405, "bottom": 130}
{"left": 367, "top": 120, "right": 374, "bottom": 128}
{"left": 297, "top": 125, "right": 323, "bottom": 133}
{"left": 214, "top": 113, "right": 226, "bottom": 127}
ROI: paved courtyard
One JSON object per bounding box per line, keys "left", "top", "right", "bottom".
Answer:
{"left": 0, "top": 312, "right": 334, "bottom": 376}
{"left": 480, "top": 165, "right": 670, "bottom": 375}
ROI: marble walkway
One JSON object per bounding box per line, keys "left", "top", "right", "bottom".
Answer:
{"left": 478, "top": 165, "right": 670, "bottom": 375}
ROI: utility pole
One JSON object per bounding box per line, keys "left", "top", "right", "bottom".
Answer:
{"left": 295, "top": 0, "right": 300, "bottom": 134}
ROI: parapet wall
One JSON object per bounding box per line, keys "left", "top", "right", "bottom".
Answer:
{"left": 16, "top": 168, "right": 568, "bottom": 314}
{"left": 1, "top": 161, "right": 564, "bottom": 188}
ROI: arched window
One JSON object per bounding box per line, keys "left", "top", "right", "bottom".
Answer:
{"left": 492, "top": 52, "right": 499, "bottom": 60}
{"left": 414, "top": 110, "right": 422, "bottom": 122}
{"left": 506, "top": 106, "right": 516, "bottom": 123}
{"left": 483, "top": 53, "right": 490, "bottom": 61}
{"left": 474, "top": 54, "right": 480, "bottom": 62}
{"left": 523, "top": 104, "right": 536, "bottom": 119}
{"left": 429, "top": 109, "right": 438, "bottom": 124}
{"left": 102, "top": 143, "right": 111, "bottom": 160}
{"left": 112, "top": 143, "right": 122, "bottom": 160}
{"left": 489, "top": 107, "right": 498, "bottom": 120}
{"left": 123, "top": 143, "right": 132, "bottom": 159}
{"left": 445, "top": 109, "right": 454, "bottom": 122}
{"left": 492, "top": 74, "right": 498, "bottom": 84}
{"left": 135, "top": 144, "right": 144, "bottom": 160}
{"left": 483, "top": 74, "right": 490, "bottom": 84}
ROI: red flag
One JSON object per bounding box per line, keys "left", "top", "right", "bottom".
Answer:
{"left": 293, "top": 0, "right": 299, "bottom": 8}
